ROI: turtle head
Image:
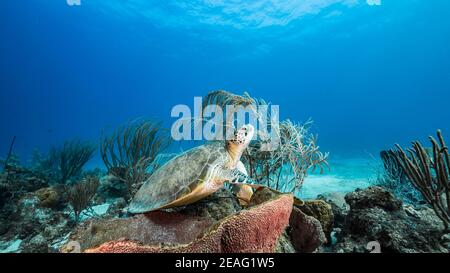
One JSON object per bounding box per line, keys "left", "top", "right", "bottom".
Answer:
{"left": 226, "top": 124, "right": 254, "bottom": 163}
{"left": 233, "top": 124, "right": 254, "bottom": 146}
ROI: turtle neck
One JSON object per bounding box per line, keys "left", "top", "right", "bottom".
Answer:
{"left": 225, "top": 141, "right": 244, "bottom": 167}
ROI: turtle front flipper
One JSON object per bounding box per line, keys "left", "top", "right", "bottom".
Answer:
{"left": 232, "top": 161, "right": 254, "bottom": 206}
{"left": 220, "top": 168, "right": 263, "bottom": 190}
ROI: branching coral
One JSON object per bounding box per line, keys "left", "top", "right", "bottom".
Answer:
{"left": 202, "top": 90, "right": 261, "bottom": 109}
{"left": 100, "top": 120, "right": 171, "bottom": 199}
{"left": 243, "top": 119, "right": 329, "bottom": 193}
{"left": 376, "top": 150, "right": 422, "bottom": 204}
{"left": 393, "top": 130, "right": 450, "bottom": 231}
{"left": 2, "top": 136, "right": 17, "bottom": 184}
{"left": 380, "top": 150, "right": 407, "bottom": 183}
{"left": 59, "top": 140, "right": 96, "bottom": 184}
{"left": 32, "top": 147, "right": 60, "bottom": 175}
{"left": 201, "top": 90, "right": 329, "bottom": 194}
{"left": 3, "top": 136, "right": 16, "bottom": 171}
{"left": 276, "top": 120, "right": 329, "bottom": 192}
{"left": 68, "top": 176, "right": 100, "bottom": 222}
{"left": 201, "top": 90, "right": 269, "bottom": 134}
{"left": 31, "top": 139, "right": 96, "bottom": 184}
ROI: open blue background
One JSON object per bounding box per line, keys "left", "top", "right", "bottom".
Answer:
{"left": 1, "top": 0, "right": 449, "bottom": 165}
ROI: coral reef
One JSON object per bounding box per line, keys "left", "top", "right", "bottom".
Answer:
{"left": 0, "top": 96, "right": 394, "bottom": 255}
{"left": 64, "top": 189, "right": 293, "bottom": 253}
{"left": 34, "top": 187, "right": 60, "bottom": 208}
{"left": 97, "top": 175, "right": 128, "bottom": 200}
{"left": 59, "top": 140, "right": 96, "bottom": 184}
{"left": 63, "top": 188, "right": 239, "bottom": 252}
{"left": 201, "top": 90, "right": 266, "bottom": 132}
{"left": 201, "top": 90, "right": 329, "bottom": 194}
{"left": 243, "top": 120, "right": 329, "bottom": 194}
{"left": 251, "top": 191, "right": 334, "bottom": 253}
{"left": 61, "top": 182, "right": 340, "bottom": 253}
{"left": 0, "top": 160, "right": 110, "bottom": 253}
{"left": 317, "top": 192, "right": 348, "bottom": 229}
{"left": 31, "top": 139, "right": 96, "bottom": 184}
{"left": 275, "top": 231, "right": 296, "bottom": 253}
{"left": 345, "top": 186, "right": 403, "bottom": 211}
{"left": 2, "top": 97, "right": 447, "bottom": 254}
{"left": 297, "top": 200, "right": 333, "bottom": 244}
{"left": 380, "top": 150, "right": 407, "bottom": 183}
{"left": 333, "top": 186, "right": 448, "bottom": 253}
{"left": 68, "top": 176, "right": 100, "bottom": 222}
{"left": 64, "top": 212, "right": 215, "bottom": 252}
{"left": 392, "top": 130, "right": 450, "bottom": 231}
{"left": 289, "top": 205, "right": 327, "bottom": 253}
{"left": 0, "top": 163, "right": 50, "bottom": 242}
{"left": 2, "top": 192, "right": 73, "bottom": 253}
{"left": 100, "top": 120, "right": 171, "bottom": 199}
{"left": 171, "top": 188, "right": 242, "bottom": 221}
{"left": 376, "top": 150, "right": 423, "bottom": 205}
{"left": 2, "top": 136, "right": 16, "bottom": 172}
{"left": 77, "top": 187, "right": 336, "bottom": 254}
{"left": 4, "top": 156, "right": 447, "bottom": 253}
{"left": 202, "top": 90, "right": 259, "bottom": 110}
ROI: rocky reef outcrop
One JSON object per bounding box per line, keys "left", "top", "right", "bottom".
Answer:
{"left": 56, "top": 186, "right": 450, "bottom": 253}
{"left": 7, "top": 158, "right": 447, "bottom": 254}
{"left": 249, "top": 188, "right": 333, "bottom": 253}
{"left": 289, "top": 205, "right": 327, "bottom": 252}
{"left": 332, "top": 186, "right": 449, "bottom": 253}
{"left": 63, "top": 188, "right": 293, "bottom": 253}
{"left": 1, "top": 162, "right": 334, "bottom": 254}
{"left": 317, "top": 192, "right": 349, "bottom": 230}
{"left": 2, "top": 192, "right": 74, "bottom": 253}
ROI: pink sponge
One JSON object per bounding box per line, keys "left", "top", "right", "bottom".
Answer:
{"left": 86, "top": 193, "right": 293, "bottom": 253}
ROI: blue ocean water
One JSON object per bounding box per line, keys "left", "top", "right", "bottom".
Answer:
{"left": 1, "top": 0, "right": 449, "bottom": 196}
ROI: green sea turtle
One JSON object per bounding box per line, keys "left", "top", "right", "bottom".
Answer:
{"left": 128, "top": 124, "right": 260, "bottom": 214}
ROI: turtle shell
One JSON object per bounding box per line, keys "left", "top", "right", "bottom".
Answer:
{"left": 128, "top": 142, "right": 229, "bottom": 213}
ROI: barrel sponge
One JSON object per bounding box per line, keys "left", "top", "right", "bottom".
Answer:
{"left": 85, "top": 193, "right": 293, "bottom": 253}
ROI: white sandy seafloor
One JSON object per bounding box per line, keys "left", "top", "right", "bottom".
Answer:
{"left": 298, "top": 157, "right": 379, "bottom": 200}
